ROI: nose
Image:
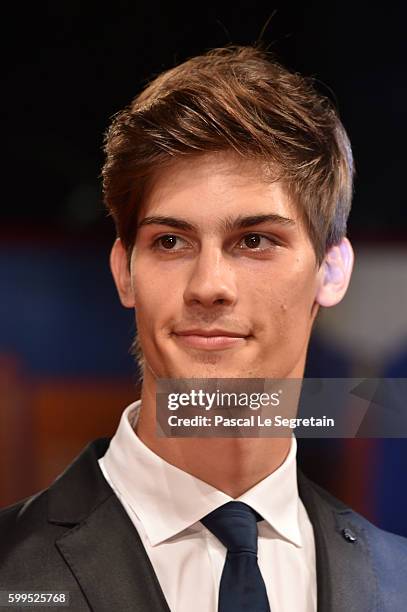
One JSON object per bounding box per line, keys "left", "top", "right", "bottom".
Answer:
{"left": 183, "top": 243, "right": 237, "bottom": 308}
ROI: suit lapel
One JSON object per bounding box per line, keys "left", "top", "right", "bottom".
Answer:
{"left": 55, "top": 495, "right": 171, "bottom": 612}
{"left": 298, "top": 469, "right": 382, "bottom": 612}
{"left": 48, "top": 439, "right": 170, "bottom": 612}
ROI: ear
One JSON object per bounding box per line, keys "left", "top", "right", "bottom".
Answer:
{"left": 110, "top": 238, "right": 135, "bottom": 308}
{"left": 315, "top": 237, "right": 354, "bottom": 307}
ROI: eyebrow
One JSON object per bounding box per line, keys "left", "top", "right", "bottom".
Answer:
{"left": 137, "top": 213, "right": 296, "bottom": 233}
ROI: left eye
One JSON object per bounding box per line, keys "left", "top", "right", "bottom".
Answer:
{"left": 237, "top": 234, "right": 277, "bottom": 250}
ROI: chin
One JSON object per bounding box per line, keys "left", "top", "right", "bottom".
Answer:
{"left": 170, "top": 363, "right": 252, "bottom": 380}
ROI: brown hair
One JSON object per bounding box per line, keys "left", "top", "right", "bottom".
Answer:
{"left": 102, "top": 45, "right": 354, "bottom": 373}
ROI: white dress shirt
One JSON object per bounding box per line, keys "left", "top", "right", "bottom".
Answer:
{"left": 98, "top": 401, "right": 317, "bottom": 612}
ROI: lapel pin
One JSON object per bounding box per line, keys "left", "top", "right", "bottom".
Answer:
{"left": 342, "top": 528, "right": 357, "bottom": 543}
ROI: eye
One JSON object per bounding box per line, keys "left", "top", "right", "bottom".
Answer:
{"left": 152, "top": 234, "right": 189, "bottom": 250}
{"left": 237, "top": 233, "right": 280, "bottom": 251}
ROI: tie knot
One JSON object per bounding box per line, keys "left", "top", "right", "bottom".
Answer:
{"left": 201, "top": 501, "right": 262, "bottom": 554}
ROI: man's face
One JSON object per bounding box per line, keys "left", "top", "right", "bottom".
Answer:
{"left": 123, "top": 152, "right": 324, "bottom": 380}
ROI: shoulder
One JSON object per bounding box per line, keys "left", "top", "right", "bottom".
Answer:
{"left": 307, "top": 473, "right": 407, "bottom": 545}
{"left": 299, "top": 469, "right": 407, "bottom": 604}
{"left": 0, "top": 488, "right": 60, "bottom": 545}
{"left": 344, "top": 499, "right": 407, "bottom": 579}
{"left": 0, "top": 438, "right": 112, "bottom": 588}
{"left": 0, "top": 490, "right": 74, "bottom": 589}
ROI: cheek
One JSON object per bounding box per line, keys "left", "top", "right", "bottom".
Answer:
{"left": 278, "top": 274, "right": 318, "bottom": 338}
{"left": 281, "top": 270, "right": 317, "bottom": 308}
{"left": 247, "top": 267, "right": 317, "bottom": 335}
{"left": 132, "top": 263, "right": 181, "bottom": 331}
{"left": 131, "top": 257, "right": 161, "bottom": 308}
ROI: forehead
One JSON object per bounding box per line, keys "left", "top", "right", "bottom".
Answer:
{"left": 137, "top": 152, "right": 299, "bottom": 228}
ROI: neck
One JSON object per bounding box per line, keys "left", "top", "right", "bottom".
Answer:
{"left": 135, "top": 371, "right": 296, "bottom": 498}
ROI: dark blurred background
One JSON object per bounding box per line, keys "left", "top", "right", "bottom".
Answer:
{"left": 1, "top": 2, "right": 406, "bottom": 535}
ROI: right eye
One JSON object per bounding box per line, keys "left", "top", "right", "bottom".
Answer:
{"left": 151, "top": 234, "right": 189, "bottom": 250}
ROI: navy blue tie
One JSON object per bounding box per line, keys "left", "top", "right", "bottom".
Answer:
{"left": 201, "top": 501, "right": 271, "bottom": 612}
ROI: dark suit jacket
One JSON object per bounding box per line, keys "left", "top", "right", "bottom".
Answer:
{"left": 0, "top": 438, "right": 406, "bottom": 611}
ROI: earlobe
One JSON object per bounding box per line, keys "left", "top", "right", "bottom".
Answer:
{"left": 110, "top": 238, "right": 135, "bottom": 308}
{"left": 315, "top": 237, "right": 354, "bottom": 307}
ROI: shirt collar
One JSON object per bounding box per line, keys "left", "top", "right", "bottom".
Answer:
{"left": 101, "top": 400, "right": 303, "bottom": 548}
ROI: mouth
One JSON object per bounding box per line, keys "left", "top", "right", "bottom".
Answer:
{"left": 172, "top": 329, "right": 251, "bottom": 351}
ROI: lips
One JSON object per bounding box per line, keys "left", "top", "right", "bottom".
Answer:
{"left": 174, "top": 328, "right": 248, "bottom": 338}
{"left": 172, "top": 328, "right": 250, "bottom": 350}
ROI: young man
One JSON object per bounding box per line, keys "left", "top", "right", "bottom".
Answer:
{"left": 1, "top": 46, "right": 406, "bottom": 611}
